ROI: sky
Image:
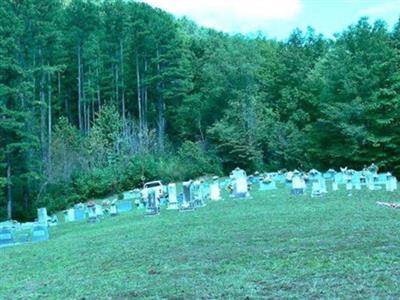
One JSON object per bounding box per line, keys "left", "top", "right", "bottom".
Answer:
{"left": 139, "top": 0, "right": 400, "bottom": 39}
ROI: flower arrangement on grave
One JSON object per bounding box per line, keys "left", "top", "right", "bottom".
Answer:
{"left": 262, "top": 176, "right": 272, "bottom": 184}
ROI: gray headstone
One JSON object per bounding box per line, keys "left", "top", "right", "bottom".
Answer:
{"left": 0, "top": 227, "right": 14, "bottom": 246}
{"left": 145, "top": 190, "right": 160, "bottom": 216}
{"left": 116, "top": 200, "right": 133, "bottom": 213}
{"left": 37, "top": 208, "right": 48, "bottom": 225}
{"left": 74, "top": 208, "right": 86, "bottom": 221}
{"left": 31, "top": 225, "right": 49, "bottom": 242}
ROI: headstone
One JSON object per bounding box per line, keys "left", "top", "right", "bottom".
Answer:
{"left": 68, "top": 208, "right": 76, "bottom": 222}
{"left": 145, "top": 189, "right": 160, "bottom": 216}
{"left": 110, "top": 202, "right": 118, "bottom": 216}
{"left": 346, "top": 181, "right": 353, "bottom": 191}
{"left": 386, "top": 174, "right": 398, "bottom": 192}
{"left": 318, "top": 177, "right": 327, "bottom": 193}
{"left": 378, "top": 173, "right": 387, "bottom": 184}
{"left": 291, "top": 174, "right": 305, "bottom": 195}
{"left": 87, "top": 202, "right": 98, "bottom": 223}
{"left": 37, "top": 208, "right": 48, "bottom": 225}
{"left": 17, "top": 233, "right": 30, "bottom": 244}
{"left": 0, "top": 227, "right": 14, "bottom": 247}
{"left": 311, "top": 181, "right": 322, "bottom": 197}
{"left": 74, "top": 205, "right": 86, "bottom": 221}
{"left": 116, "top": 200, "right": 133, "bottom": 213}
{"left": 334, "top": 173, "right": 345, "bottom": 185}
{"left": 332, "top": 181, "right": 338, "bottom": 191}
{"left": 95, "top": 204, "right": 104, "bottom": 217}
{"left": 192, "top": 180, "right": 205, "bottom": 208}
{"left": 63, "top": 210, "right": 70, "bottom": 222}
{"left": 259, "top": 178, "right": 277, "bottom": 191}
{"left": 31, "top": 225, "right": 49, "bottom": 242}
{"left": 48, "top": 215, "right": 58, "bottom": 226}
{"left": 210, "top": 178, "right": 221, "bottom": 201}
{"left": 180, "top": 181, "right": 195, "bottom": 212}
{"left": 199, "top": 182, "right": 210, "bottom": 201}
{"left": 230, "top": 168, "right": 250, "bottom": 198}
{"left": 167, "top": 183, "right": 178, "bottom": 210}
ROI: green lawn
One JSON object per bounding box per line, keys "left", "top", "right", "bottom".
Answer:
{"left": 1, "top": 185, "right": 400, "bottom": 299}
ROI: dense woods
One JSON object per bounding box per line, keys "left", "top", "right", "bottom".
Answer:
{"left": 1, "top": 0, "right": 400, "bottom": 220}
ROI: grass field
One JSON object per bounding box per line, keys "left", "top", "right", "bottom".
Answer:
{"left": 1, "top": 185, "right": 400, "bottom": 299}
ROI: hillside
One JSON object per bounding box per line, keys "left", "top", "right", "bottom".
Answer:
{"left": 1, "top": 186, "right": 400, "bottom": 299}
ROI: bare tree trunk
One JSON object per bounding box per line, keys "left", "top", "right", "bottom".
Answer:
{"left": 88, "top": 70, "right": 92, "bottom": 132}
{"left": 48, "top": 71, "right": 52, "bottom": 164}
{"left": 136, "top": 53, "right": 142, "bottom": 135}
{"left": 156, "top": 48, "right": 165, "bottom": 152}
{"left": 77, "top": 44, "right": 82, "bottom": 130}
{"left": 120, "top": 40, "right": 126, "bottom": 124}
{"left": 6, "top": 160, "right": 12, "bottom": 220}
{"left": 115, "top": 62, "right": 119, "bottom": 105}
{"left": 83, "top": 100, "right": 87, "bottom": 133}
{"left": 144, "top": 57, "right": 148, "bottom": 132}
{"left": 96, "top": 61, "right": 101, "bottom": 110}
{"left": 39, "top": 59, "right": 46, "bottom": 162}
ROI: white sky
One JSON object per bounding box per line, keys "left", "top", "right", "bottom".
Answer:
{"left": 138, "top": 0, "right": 400, "bottom": 39}
{"left": 139, "top": 0, "right": 302, "bottom": 33}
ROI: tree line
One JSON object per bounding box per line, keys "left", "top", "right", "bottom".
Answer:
{"left": 1, "top": 0, "right": 400, "bottom": 220}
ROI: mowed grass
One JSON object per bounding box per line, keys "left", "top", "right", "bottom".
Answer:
{"left": 1, "top": 185, "right": 400, "bottom": 299}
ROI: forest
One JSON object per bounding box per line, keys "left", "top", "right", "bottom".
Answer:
{"left": 1, "top": 0, "right": 400, "bottom": 221}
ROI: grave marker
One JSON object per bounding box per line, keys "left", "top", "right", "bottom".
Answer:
{"left": 192, "top": 180, "right": 205, "bottom": 208}
{"left": 291, "top": 173, "right": 305, "bottom": 195}
{"left": 259, "top": 177, "right": 277, "bottom": 191}
{"left": 31, "top": 225, "right": 49, "bottom": 242}
{"left": 74, "top": 205, "right": 86, "bottom": 221}
{"left": 0, "top": 227, "right": 14, "bottom": 247}
{"left": 145, "top": 189, "right": 160, "bottom": 216}
{"left": 180, "top": 181, "right": 195, "bottom": 212}
{"left": 167, "top": 183, "right": 178, "bottom": 210}
{"left": 210, "top": 177, "right": 221, "bottom": 201}
{"left": 37, "top": 208, "right": 48, "bottom": 225}
{"left": 311, "top": 181, "right": 322, "bottom": 197}
{"left": 116, "top": 200, "right": 133, "bottom": 213}
{"left": 87, "top": 202, "right": 98, "bottom": 223}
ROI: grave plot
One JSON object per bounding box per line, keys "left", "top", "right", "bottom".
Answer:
{"left": 145, "top": 190, "right": 160, "bottom": 216}
{"left": 180, "top": 181, "right": 195, "bottom": 212}
{"left": 229, "top": 168, "right": 251, "bottom": 199}
{"left": 167, "top": 183, "right": 179, "bottom": 210}
{"left": 291, "top": 172, "right": 306, "bottom": 195}
{"left": 31, "top": 225, "right": 49, "bottom": 242}
{"left": 192, "top": 180, "right": 206, "bottom": 208}
{"left": 116, "top": 200, "right": 133, "bottom": 213}
{"left": 210, "top": 177, "right": 222, "bottom": 201}
{"left": 0, "top": 227, "right": 14, "bottom": 248}
{"left": 259, "top": 175, "right": 277, "bottom": 191}
{"left": 74, "top": 204, "right": 86, "bottom": 221}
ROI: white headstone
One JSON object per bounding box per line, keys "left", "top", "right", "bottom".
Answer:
{"left": 332, "top": 181, "right": 338, "bottom": 191}
{"left": 67, "top": 208, "right": 75, "bottom": 222}
{"left": 37, "top": 208, "right": 48, "bottom": 225}
{"left": 95, "top": 205, "right": 104, "bottom": 217}
{"left": 210, "top": 182, "right": 221, "bottom": 201}
{"left": 236, "top": 177, "right": 248, "bottom": 194}
{"left": 167, "top": 183, "right": 178, "bottom": 210}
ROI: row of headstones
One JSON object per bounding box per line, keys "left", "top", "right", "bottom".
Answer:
{"left": 63, "top": 200, "right": 134, "bottom": 223}
{"left": 144, "top": 180, "right": 223, "bottom": 216}
{"left": 0, "top": 213, "right": 49, "bottom": 248}
{"left": 252, "top": 169, "right": 398, "bottom": 196}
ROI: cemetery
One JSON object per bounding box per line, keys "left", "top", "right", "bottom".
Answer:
{"left": 1, "top": 165, "right": 400, "bottom": 298}
{"left": 2, "top": 1, "right": 400, "bottom": 298}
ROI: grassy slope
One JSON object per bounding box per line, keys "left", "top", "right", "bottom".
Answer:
{"left": 1, "top": 185, "right": 400, "bottom": 299}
